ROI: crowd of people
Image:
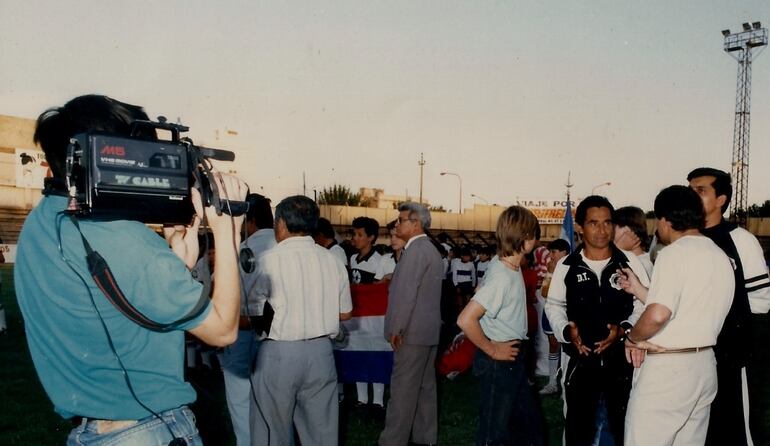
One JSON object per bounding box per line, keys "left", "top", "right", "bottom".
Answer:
{"left": 12, "top": 94, "right": 770, "bottom": 446}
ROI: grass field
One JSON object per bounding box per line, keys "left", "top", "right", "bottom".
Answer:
{"left": 3, "top": 262, "right": 768, "bottom": 445}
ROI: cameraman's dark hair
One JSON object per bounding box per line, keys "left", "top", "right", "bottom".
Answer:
{"left": 34, "top": 95, "right": 156, "bottom": 181}
{"left": 614, "top": 206, "right": 649, "bottom": 251}
{"left": 386, "top": 219, "right": 398, "bottom": 232}
{"left": 314, "top": 217, "right": 336, "bottom": 239}
{"left": 275, "top": 195, "right": 319, "bottom": 235}
{"left": 352, "top": 217, "right": 379, "bottom": 242}
{"left": 547, "top": 238, "right": 571, "bottom": 254}
{"left": 246, "top": 193, "right": 273, "bottom": 229}
{"left": 687, "top": 167, "right": 732, "bottom": 214}
{"left": 654, "top": 185, "right": 705, "bottom": 232}
{"left": 575, "top": 195, "right": 614, "bottom": 226}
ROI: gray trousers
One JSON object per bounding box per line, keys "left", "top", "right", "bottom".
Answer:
{"left": 219, "top": 329, "right": 259, "bottom": 446}
{"left": 249, "top": 337, "right": 338, "bottom": 446}
{"left": 379, "top": 344, "right": 438, "bottom": 446}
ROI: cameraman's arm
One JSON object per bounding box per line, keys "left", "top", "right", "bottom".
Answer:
{"left": 188, "top": 174, "right": 246, "bottom": 347}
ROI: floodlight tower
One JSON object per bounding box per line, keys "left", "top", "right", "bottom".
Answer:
{"left": 722, "top": 22, "right": 767, "bottom": 226}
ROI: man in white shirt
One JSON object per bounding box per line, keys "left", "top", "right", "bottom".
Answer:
{"left": 621, "top": 185, "right": 734, "bottom": 446}
{"left": 220, "top": 193, "right": 275, "bottom": 446}
{"left": 248, "top": 196, "right": 353, "bottom": 446}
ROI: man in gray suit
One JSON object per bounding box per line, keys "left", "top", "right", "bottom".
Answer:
{"left": 379, "top": 202, "right": 444, "bottom": 446}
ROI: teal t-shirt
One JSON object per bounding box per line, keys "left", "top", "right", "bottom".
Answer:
{"left": 15, "top": 195, "right": 210, "bottom": 419}
{"left": 471, "top": 256, "right": 528, "bottom": 341}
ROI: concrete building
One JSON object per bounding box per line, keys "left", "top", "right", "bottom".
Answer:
{"left": 0, "top": 114, "right": 41, "bottom": 245}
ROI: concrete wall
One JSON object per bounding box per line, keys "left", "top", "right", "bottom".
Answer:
{"left": 320, "top": 203, "right": 770, "bottom": 242}
{"left": 0, "top": 115, "right": 41, "bottom": 211}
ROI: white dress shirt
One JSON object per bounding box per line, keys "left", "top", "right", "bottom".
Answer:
{"left": 250, "top": 236, "right": 352, "bottom": 341}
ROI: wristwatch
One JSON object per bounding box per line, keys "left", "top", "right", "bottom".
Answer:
{"left": 619, "top": 321, "right": 633, "bottom": 343}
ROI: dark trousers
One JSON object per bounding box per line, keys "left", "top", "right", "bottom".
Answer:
{"left": 705, "top": 359, "right": 748, "bottom": 446}
{"left": 473, "top": 347, "right": 543, "bottom": 446}
{"left": 748, "top": 312, "right": 770, "bottom": 445}
{"left": 563, "top": 351, "right": 631, "bottom": 446}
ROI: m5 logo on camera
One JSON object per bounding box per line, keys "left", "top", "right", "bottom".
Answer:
{"left": 101, "top": 146, "right": 126, "bottom": 157}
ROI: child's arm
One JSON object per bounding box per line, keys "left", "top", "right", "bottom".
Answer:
{"left": 457, "top": 301, "right": 520, "bottom": 361}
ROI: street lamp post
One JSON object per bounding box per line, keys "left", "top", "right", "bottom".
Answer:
{"left": 591, "top": 181, "right": 612, "bottom": 195}
{"left": 470, "top": 193, "right": 489, "bottom": 205}
{"left": 440, "top": 172, "right": 462, "bottom": 214}
{"left": 472, "top": 193, "right": 492, "bottom": 230}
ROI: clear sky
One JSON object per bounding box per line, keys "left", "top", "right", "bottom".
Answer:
{"left": 2, "top": 1, "right": 769, "bottom": 212}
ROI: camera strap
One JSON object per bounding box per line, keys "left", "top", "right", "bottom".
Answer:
{"left": 69, "top": 215, "right": 209, "bottom": 332}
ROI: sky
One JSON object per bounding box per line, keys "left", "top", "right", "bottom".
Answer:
{"left": 2, "top": 0, "right": 769, "bottom": 212}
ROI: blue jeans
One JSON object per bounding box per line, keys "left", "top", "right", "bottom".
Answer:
{"left": 473, "top": 347, "right": 543, "bottom": 446}
{"left": 67, "top": 406, "right": 203, "bottom": 446}
{"left": 219, "top": 329, "right": 260, "bottom": 446}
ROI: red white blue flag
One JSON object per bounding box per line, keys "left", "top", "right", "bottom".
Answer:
{"left": 333, "top": 282, "right": 394, "bottom": 383}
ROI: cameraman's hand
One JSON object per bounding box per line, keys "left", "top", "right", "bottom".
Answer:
{"left": 204, "top": 173, "right": 248, "bottom": 236}
{"left": 187, "top": 173, "right": 247, "bottom": 347}
{"left": 164, "top": 187, "right": 204, "bottom": 269}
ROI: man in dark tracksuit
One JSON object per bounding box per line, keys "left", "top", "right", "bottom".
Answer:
{"left": 545, "top": 196, "right": 647, "bottom": 445}
{"left": 689, "top": 168, "right": 770, "bottom": 445}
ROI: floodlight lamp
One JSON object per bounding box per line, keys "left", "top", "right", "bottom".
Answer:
{"left": 743, "top": 22, "right": 752, "bottom": 31}
{"left": 722, "top": 29, "right": 731, "bottom": 37}
{"left": 753, "top": 22, "right": 761, "bottom": 30}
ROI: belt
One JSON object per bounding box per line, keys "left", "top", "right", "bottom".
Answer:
{"left": 70, "top": 417, "right": 138, "bottom": 433}
{"left": 647, "top": 346, "right": 713, "bottom": 355}
{"left": 264, "top": 335, "right": 330, "bottom": 342}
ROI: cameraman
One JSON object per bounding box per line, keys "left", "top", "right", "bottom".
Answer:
{"left": 14, "top": 95, "right": 247, "bottom": 445}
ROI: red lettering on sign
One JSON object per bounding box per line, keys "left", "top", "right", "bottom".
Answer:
{"left": 101, "top": 146, "right": 126, "bottom": 156}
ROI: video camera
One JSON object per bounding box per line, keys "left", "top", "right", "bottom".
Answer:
{"left": 64, "top": 117, "right": 247, "bottom": 224}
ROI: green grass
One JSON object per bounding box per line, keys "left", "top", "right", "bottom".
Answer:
{"left": 0, "top": 265, "right": 72, "bottom": 445}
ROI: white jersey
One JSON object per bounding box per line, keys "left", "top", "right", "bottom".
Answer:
{"left": 328, "top": 242, "right": 348, "bottom": 268}
{"left": 729, "top": 226, "right": 770, "bottom": 313}
{"left": 350, "top": 249, "right": 383, "bottom": 284}
{"left": 476, "top": 260, "right": 490, "bottom": 287}
{"left": 451, "top": 258, "right": 476, "bottom": 287}
{"left": 375, "top": 252, "right": 397, "bottom": 280}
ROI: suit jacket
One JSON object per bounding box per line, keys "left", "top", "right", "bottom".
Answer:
{"left": 384, "top": 235, "right": 444, "bottom": 346}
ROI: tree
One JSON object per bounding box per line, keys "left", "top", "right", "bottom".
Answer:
{"left": 317, "top": 185, "right": 361, "bottom": 206}
{"left": 747, "top": 200, "right": 770, "bottom": 218}
{"left": 429, "top": 205, "right": 447, "bottom": 213}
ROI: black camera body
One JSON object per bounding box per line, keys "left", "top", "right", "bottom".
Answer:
{"left": 65, "top": 119, "right": 246, "bottom": 224}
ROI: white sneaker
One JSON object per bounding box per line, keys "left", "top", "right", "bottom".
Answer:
{"left": 539, "top": 383, "right": 559, "bottom": 395}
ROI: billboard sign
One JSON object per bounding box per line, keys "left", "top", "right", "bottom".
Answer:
{"left": 15, "top": 148, "right": 50, "bottom": 189}
{"left": 515, "top": 199, "right": 578, "bottom": 224}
